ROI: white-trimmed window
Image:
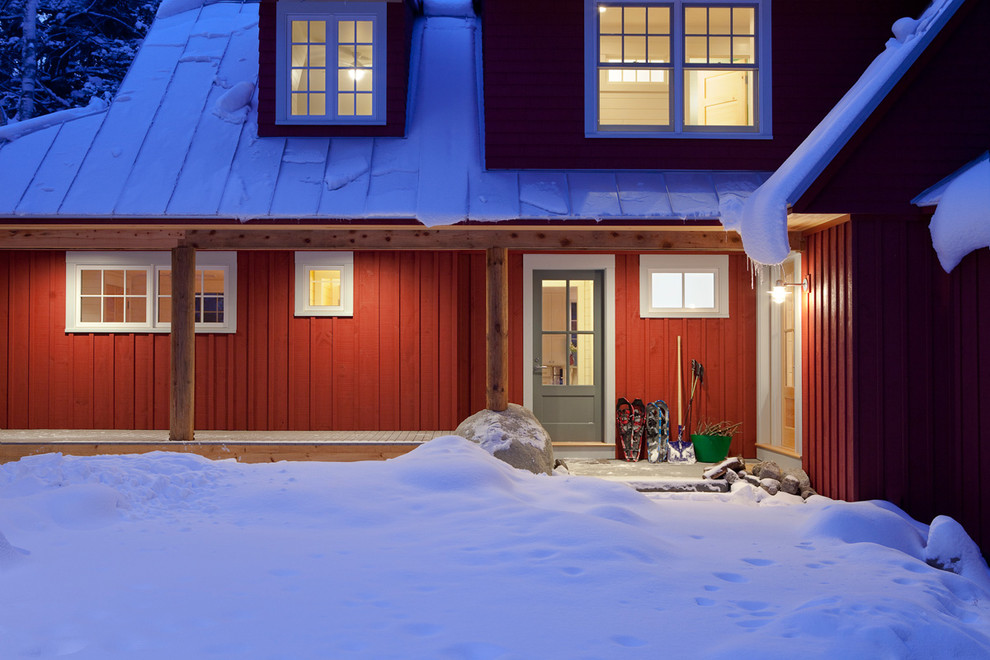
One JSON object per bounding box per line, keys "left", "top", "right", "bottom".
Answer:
{"left": 640, "top": 254, "right": 729, "bottom": 317}
{"left": 276, "top": 1, "right": 387, "bottom": 125}
{"left": 294, "top": 251, "right": 354, "bottom": 316}
{"left": 65, "top": 252, "right": 237, "bottom": 333}
{"left": 586, "top": 1, "right": 770, "bottom": 138}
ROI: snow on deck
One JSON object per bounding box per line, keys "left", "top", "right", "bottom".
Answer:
{"left": 0, "top": 0, "right": 768, "bottom": 224}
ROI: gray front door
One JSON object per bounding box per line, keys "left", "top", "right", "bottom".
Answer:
{"left": 532, "top": 270, "right": 604, "bottom": 442}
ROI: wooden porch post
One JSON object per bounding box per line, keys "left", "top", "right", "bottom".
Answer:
{"left": 486, "top": 246, "right": 509, "bottom": 411}
{"left": 169, "top": 246, "right": 196, "bottom": 442}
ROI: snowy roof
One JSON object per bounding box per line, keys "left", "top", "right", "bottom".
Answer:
{"left": 0, "top": 0, "right": 767, "bottom": 225}
{"left": 723, "top": 0, "right": 965, "bottom": 265}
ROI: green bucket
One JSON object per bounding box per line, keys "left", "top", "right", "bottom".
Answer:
{"left": 691, "top": 434, "right": 732, "bottom": 463}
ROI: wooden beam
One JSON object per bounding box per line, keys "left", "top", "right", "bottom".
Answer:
{"left": 169, "top": 246, "right": 196, "bottom": 442}
{"left": 183, "top": 227, "right": 746, "bottom": 251}
{"left": 486, "top": 246, "right": 509, "bottom": 412}
{"left": 0, "top": 224, "right": 749, "bottom": 252}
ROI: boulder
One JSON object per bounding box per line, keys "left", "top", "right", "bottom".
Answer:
{"left": 454, "top": 404, "right": 554, "bottom": 475}
{"left": 759, "top": 478, "right": 780, "bottom": 496}
{"left": 752, "top": 460, "right": 783, "bottom": 482}
{"left": 780, "top": 474, "right": 801, "bottom": 496}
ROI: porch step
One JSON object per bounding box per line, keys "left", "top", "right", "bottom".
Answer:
{"left": 552, "top": 441, "right": 615, "bottom": 459}
{"left": 560, "top": 458, "right": 729, "bottom": 493}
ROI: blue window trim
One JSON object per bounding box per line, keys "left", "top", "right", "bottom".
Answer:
{"left": 584, "top": 0, "right": 772, "bottom": 139}
{"left": 276, "top": 1, "right": 387, "bottom": 126}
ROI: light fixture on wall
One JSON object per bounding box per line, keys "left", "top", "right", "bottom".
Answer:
{"left": 771, "top": 276, "right": 809, "bottom": 304}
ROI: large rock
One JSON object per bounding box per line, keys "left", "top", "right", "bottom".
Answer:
{"left": 454, "top": 404, "right": 554, "bottom": 475}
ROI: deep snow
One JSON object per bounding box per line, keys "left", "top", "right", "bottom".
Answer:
{"left": 1, "top": 436, "right": 989, "bottom": 659}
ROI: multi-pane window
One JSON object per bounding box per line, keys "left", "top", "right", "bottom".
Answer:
{"left": 588, "top": 1, "right": 767, "bottom": 136}
{"left": 639, "top": 255, "right": 729, "bottom": 317}
{"left": 65, "top": 252, "right": 236, "bottom": 333}
{"left": 294, "top": 252, "right": 354, "bottom": 317}
{"left": 157, "top": 269, "right": 227, "bottom": 326}
{"left": 277, "top": 2, "right": 385, "bottom": 125}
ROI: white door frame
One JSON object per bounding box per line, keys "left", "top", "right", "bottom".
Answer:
{"left": 523, "top": 254, "right": 616, "bottom": 445}
{"left": 756, "top": 252, "right": 803, "bottom": 458}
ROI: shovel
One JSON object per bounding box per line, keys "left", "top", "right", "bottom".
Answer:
{"left": 669, "top": 355, "right": 701, "bottom": 464}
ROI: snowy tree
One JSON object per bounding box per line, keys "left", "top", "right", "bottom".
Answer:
{"left": 0, "top": 0, "right": 159, "bottom": 122}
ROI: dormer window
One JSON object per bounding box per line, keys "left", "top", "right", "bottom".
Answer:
{"left": 585, "top": 1, "right": 771, "bottom": 138}
{"left": 276, "top": 2, "right": 387, "bottom": 125}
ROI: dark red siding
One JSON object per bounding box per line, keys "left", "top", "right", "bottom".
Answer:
{"left": 804, "top": 221, "right": 856, "bottom": 501}
{"left": 797, "top": 0, "right": 990, "bottom": 216}
{"left": 481, "top": 0, "right": 929, "bottom": 171}
{"left": 257, "top": 0, "right": 414, "bottom": 138}
{"left": 805, "top": 216, "right": 990, "bottom": 552}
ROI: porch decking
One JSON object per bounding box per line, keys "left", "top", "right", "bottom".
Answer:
{"left": 0, "top": 430, "right": 454, "bottom": 464}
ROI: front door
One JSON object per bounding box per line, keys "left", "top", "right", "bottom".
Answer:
{"left": 532, "top": 271, "right": 604, "bottom": 442}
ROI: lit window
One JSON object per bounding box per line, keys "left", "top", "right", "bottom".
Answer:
{"left": 65, "top": 252, "right": 237, "bottom": 333}
{"left": 639, "top": 254, "right": 728, "bottom": 317}
{"left": 277, "top": 2, "right": 386, "bottom": 125}
{"left": 587, "top": 1, "right": 768, "bottom": 137}
{"left": 294, "top": 252, "right": 354, "bottom": 316}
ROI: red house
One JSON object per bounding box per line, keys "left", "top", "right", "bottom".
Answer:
{"left": 2, "top": 0, "right": 986, "bottom": 549}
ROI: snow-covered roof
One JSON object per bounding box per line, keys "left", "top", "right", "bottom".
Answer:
{"left": 723, "top": 0, "right": 965, "bottom": 265}
{"left": 0, "top": 0, "right": 767, "bottom": 225}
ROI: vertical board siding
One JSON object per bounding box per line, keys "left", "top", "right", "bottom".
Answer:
{"left": 2, "top": 250, "right": 490, "bottom": 433}
{"left": 612, "top": 254, "right": 758, "bottom": 459}
{"left": 804, "top": 222, "right": 856, "bottom": 502}
{"left": 808, "top": 215, "right": 990, "bottom": 551}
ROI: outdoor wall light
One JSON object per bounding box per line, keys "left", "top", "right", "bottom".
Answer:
{"left": 771, "top": 276, "right": 809, "bottom": 304}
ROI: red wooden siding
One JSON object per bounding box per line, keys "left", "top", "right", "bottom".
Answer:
{"left": 805, "top": 215, "right": 990, "bottom": 551}
{"left": 612, "top": 253, "right": 758, "bottom": 459}
{"left": 481, "top": 0, "right": 928, "bottom": 171}
{"left": 0, "top": 251, "right": 490, "bottom": 432}
{"left": 803, "top": 221, "right": 856, "bottom": 501}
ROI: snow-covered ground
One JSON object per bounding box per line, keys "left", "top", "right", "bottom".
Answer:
{"left": 2, "top": 436, "right": 989, "bottom": 659}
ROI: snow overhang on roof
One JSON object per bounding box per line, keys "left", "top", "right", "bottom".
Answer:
{"left": 913, "top": 151, "right": 990, "bottom": 273}
{"left": 0, "top": 0, "right": 768, "bottom": 226}
{"left": 724, "top": 0, "right": 965, "bottom": 265}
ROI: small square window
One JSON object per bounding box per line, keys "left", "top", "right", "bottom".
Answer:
{"left": 640, "top": 254, "right": 728, "bottom": 317}
{"left": 295, "top": 252, "right": 354, "bottom": 316}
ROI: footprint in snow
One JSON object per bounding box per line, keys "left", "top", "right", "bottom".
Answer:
{"left": 713, "top": 571, "right": 749, "bottom": 584}
{"left": 610, "top": 635, "right": 647, "bottom": 647}
{"left": 741, "top": 557, "right": 775, "bottom": 567}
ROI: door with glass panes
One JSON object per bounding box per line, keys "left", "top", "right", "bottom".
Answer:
{"left": 532, "top": 271, "right": 604, "bottom": 442}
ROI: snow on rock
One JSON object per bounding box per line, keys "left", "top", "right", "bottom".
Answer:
{"left": 157, "top": 0, "right": 204, "bottom": 19}
{"left": 929, "top": 154, "right": 990, "bottom": 272}
{"left": 212, "top": 81, "right": 256, "bottom": 124}
{"left": 453, "top": 405, "right": 555, "bottom": 475}
{"left": 925, "top": 515, "right": 990, "bottom": 594}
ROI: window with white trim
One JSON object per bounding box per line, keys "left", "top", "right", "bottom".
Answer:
{"left": 586, "top": 1, "right": 770, "bottom": 138}
{"left": 276, "top": 1, "right": 386, "bottom": 125}
{"left": 294, "top": 251, "right": 354, "bottom": 316}
{"left": 65, "top": 252, "right": 237, "bottom": 333}
{"left": 639, "top": 254, "right": 729, "bottom": 317}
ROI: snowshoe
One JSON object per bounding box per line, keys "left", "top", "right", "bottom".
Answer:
{"left": 647, "top": 400, "right": 670, "bottom": 463}
{"left": 627, "top": 399, "right": 646, "bottom": 462}
{"left": 615, "top": 398, "right": 633, "bottom": 460}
